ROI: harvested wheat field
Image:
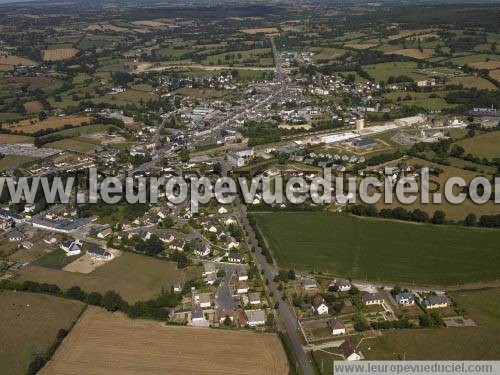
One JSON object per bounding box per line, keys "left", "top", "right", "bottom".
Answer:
{"left": 0, "top": 55, "right": 37, "bottom": 67}
{"left": 241, "top": 27, "right": 279, "bottom": 34}
{"left": 3, "top": 115, "right": 90, "bottom": 134}
{"left": 42, "top": 48, "right": 79, "bottom": 61}
{"left": 387, "top": 48, "right": 434, "bottom": 59}
{"left": 42, "top": 307, "right": 289, "bottom": 375}
{"left": 0, "top": 133, "right": 33, "bottom": 143}
{"left": 344, "top": 43, "right": 377, "bottom": 50}
{"left": 24, "top": 100, "right": 43, "bottom": 112}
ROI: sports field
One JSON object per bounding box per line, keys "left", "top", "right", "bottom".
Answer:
{"left": 359, "top": 287, "right": 500, "bottom": 360}
{"left": 253, "top": 212, "right": 500, "bottom": 286}
{"left": 19, "top": 252, "right": 201, "bottom": 303}
{"left": 0, "top": 291, "right": 85, "bottom": 375}
{"left": 42, "top": 307, "right": 289, "bottom": 375}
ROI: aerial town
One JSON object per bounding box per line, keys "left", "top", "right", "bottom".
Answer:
{"left": 0, "top": 0, "right": 499, "bottom": 374}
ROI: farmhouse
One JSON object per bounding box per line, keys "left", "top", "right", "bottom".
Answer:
{"left": 424, "top": 295, "right": 449, "bottom": 309}
{"left": 396, "top": 292, "right": 416, "bottom": 306}
{"left": 340, "top": 340, "right": 361, "bottom": 361}
{"left": 60, "top": 240, "right": 82, "bottom": 256}
{"left": 87, "top": 244, "right": 112, "bottom": 260}
{"left": 312, "top": 295, "right": 329, "bottom": 315}
{"left": 362, "top": 292, "right": 384, "bottom": 306}
{"left": 245, "top": 310, "right": 266, "bottom": 327}
{"left": 327, "top": 318, "right": 346, "bottom": 336}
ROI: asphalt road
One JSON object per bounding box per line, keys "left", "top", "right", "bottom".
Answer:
{"left": 221, "top": 161, "right": 313, "bottom": 375}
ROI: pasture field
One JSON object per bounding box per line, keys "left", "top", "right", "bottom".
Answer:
{"left": 455, "top": 131, "right": 500, "bottom": 160}
{"left": 363, "top": 61, "right": 427, "bottom": 82}
{"left": 202, "top": 48, "right": 273, "bottom": 67}
{"left": 448, "top": 53, "right": 500, "bottom": 67}
{"left": 344, "top": 43, "right": 377, "bottom": 50}
{"left": 0, "top": 291, "right": 85, "bottom": 375}
{"left": 40, "top": 123, "right": 120, "bottom": 140}
{"left": 0, "top": 155, "right": 35, "bottom": 171}
{"left": 252, "top": 212, "right": 500, "bottom": 286}
{"left": 449, "top": 76, "right": 497, "bottom": 90}
{"left": 175, "top": 87, "right": 228, "bottom": 98}
{"left": 490, "top": 69, "right": 500, "bottom": 81}
{"left": 44, "top": 137, "right": 98, "bottom": 152}
{"left": 18, "top": 252, "right": 201, "bottom": 303}
{"left": 42, "top": 307, "right": 289, "bottom": 375}
{"left": 359, "top": 288, "right": 500, "bottom": 360}
{"left": 3, "top": 115, "right": 91, "bottom": 134}
{"left": 0, "top": 55, "right": 37, "bottom": 69}
{"left": 383, "top": 91, "right": 457, "bottom": 111}
{"left": 42, "top": 48, "right": 79, "bottom": 61}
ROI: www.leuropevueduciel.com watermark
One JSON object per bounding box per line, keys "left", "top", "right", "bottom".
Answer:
{"left": 1, "top": 167, "right": 498, "bottom": 213}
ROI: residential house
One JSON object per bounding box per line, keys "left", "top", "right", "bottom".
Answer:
{"left": 168, "top": 238, "right": 185, "bottom": 252}
{"left": 87, "top": 244, "right": 112, "bottom": 260}
{"left": 43, "top": 235, "right": 57, "bottom": 245}
{"left": 195, "top": 292, "right": 212, "bottom": 308}
{"left": 227, "top": 251, "right": 242, "bottom": 263}
{"left": 362, "top": 292, "right": 384, "bottom": 306}
{"left": 194, "top": 243, "right": 211, "bottom": 257}
{"left": 424, "top": 295, "right": 449, "bottom": 309}
{"left": 24, "top": 203, "right": 36, "bottom": 214}
{"left": 301, "top": 277, "right": 318, "bottom": 291}
{"left": 6, "top": 230, "right": 25, "bottom": 242}
{"left": 340, "top": 340, "right": 361, "bottom": 361}
{"left": 21, "top": 241, "right": 33, "bottom": 249}
{"left": 236, "top": 281, "right": 249, "bottom": 294}
{"left": 333, "top": 278, "right": 351, "bottom": 292}
{"left": 60, "top": 240, "right": 82, "bottom": 256}
{"left": 396, "top": 292, "right": 416, "bottom": 306}
{"left": 249, "top": 292, "right": 261, "bottom": 306}
{"left": 206, "top": 272, "right": 217, "bottom": 285}
{"left": 327, "top": 318, "right": 346, "bottom": 336}
{"left": 97, "top": 228, "right": 112, "bottom": 239}
{"left": 238, "top": 270, "right": 248, "bottom": 281}
{"left": 312, "top": 295, "right": 329, "bottom": 315}
{"left": 191, "top": 304, "right": 208, "bottom": 327}
{"left": 203, "top": 262, "right": 217, "bottom": 277}
{"left": 245, "top": 310, "right": 266, "bottom": 327}
{"left": 173, "top": 282, "right": 183, "bottom": 292}
{"left": 219, "top": 308, "right": 237, "bottom": 323}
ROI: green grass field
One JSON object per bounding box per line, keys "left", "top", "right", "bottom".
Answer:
{"left": 455, "top": 132, "right": 500, "bottom": 160}
{"left": 253, "top": 212, "right": 500, "bottom": 286}
{"left": 359, "top": 288, "right": 500, "bottom": 360}
{"left": 44, "top": 138, "right": 98, "bottom": 152}
{"left": 363, "top": 61, "right": 427, "bottom": 82}
{"left": 0, "top": 291, "right": 85, "bottom": 375}
{"left": 19, "top": 252, "right": 201, "bottom": 303}
{"left": 33, "top": 249, "right": 83, "bottom": 269}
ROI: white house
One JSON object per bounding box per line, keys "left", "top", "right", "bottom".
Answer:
{"left": 340, "top": 340, "right": 361, "bottom": 361}
{"left": 312, "top": 295, "right": 329, "bottom": 315}
{"left": 60, "top": 240, "right": 82, "bottom": 256}
{"left": 191, "top": 304, "right": 209, "bottom": 327}
{"left": 236, "top": 281, "right": 249, "bottom": 294}
{"left": 238, "top": 270, "right": 248, "bottom": 281}
{"left": 227, "top": 251, "right": 242, "bottom": 263}
{"left": 24, "top": 203, "right": 36, "bottom": 214}
{"left": 194, "top": 243, "right": 211, "bottom": 257}
{"left": 333, "top": 278, "right": 351, "bottom": 292}
{"left": 218, "top": 206, "right": 228, "bottom": 214}
{"left": 97, "top": 228, "right": 112, "bottom": 239}
{"left": 396, "top": 292, "right": 416, "bottom": 306}
{"left": 327, "top": 318, "right": 346, "bottom": 336}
